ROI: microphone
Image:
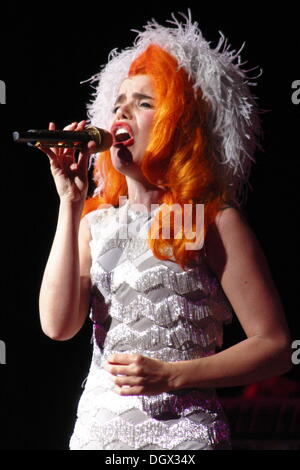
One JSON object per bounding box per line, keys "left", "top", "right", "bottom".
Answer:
{"left": 12, "top": 126, "right": 113, "bottom": 152}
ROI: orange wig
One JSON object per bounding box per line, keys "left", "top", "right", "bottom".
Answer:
{"left": 83, "top": 45, "right": 231, "bottom": 269}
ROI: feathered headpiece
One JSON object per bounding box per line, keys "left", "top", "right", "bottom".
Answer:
{"left": 83, "top": 10, "right": 261, "bottom": 199}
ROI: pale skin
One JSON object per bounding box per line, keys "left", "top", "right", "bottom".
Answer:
{"left": 39, "top": 75, "right": 292, "bottom": 397}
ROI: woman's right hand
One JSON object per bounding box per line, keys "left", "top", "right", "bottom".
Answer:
{"left": 38, "top": 120, "right": 98, "bottom": 204}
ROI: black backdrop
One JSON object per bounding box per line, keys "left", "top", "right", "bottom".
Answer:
{"left": 0, "top": 2, "right": 299, "bottom": 450}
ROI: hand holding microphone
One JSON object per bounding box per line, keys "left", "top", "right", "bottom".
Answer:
{"left": 26, "top": 120, "right": 105, "bottom": 204}
{"left": 13, "top": 123, "right": 113, "bottom": 152}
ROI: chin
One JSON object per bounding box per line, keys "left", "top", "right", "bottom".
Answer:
{"left": 111, "top": 146, "right": 142, "bottom": 168}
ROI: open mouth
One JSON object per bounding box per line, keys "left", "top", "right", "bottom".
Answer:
{"left": 111, "top": 123, "right": 135, "bottom": 147}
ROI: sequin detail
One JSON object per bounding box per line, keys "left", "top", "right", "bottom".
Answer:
{"left": 71, "top": 415, "right": 230, "bottom": 450}
{"left": 103, "top": 320, "right": 217, "bottom": 351}
{"left": 108, "top": 294, "right": 213, "bottom": 326}
{"left": 70, "top": 202, "right": 232, "bottom": 450}
{"left": 139, "top": 389, "right": 222, "bottom": 418}
{"left": 77, "top": 370, "right": 220, "bottom": 419}
{"left": 101, "top": 345, "right": 216, "bottom": 362}
{"left": 91, "top": 261, "right": 218, "bottom": 298}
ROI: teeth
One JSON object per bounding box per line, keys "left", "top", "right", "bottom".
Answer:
{"left": 116, "top": 128, "right": 130, "bottom": 135}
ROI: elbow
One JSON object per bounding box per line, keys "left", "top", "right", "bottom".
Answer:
{"left": 40, "top": 322, "right": 78, "bottom": 341}
{"left": 273, "top": 339, "right": 294, "bottom": 375}
{"left": 41, "top": 328, "right": 72, "bottom": 342}
{"left": 39, "top": 307, "right": 82, "bottom": 341}
{"left": 44, "top": 332, "right": 74, "bottom": 342}
{"left": 257, "top": 331, "right": 293, "bottom": 376}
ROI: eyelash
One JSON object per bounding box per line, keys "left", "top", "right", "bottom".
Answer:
{"left": 140, "top": 102, "right": 153, "bottom": 108}
{"left": 112, "top": 101, "right": 153, "bottom": 114}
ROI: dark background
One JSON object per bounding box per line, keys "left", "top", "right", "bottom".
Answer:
{"left": 0, "top": 2, "right": 299, "bottom": 450}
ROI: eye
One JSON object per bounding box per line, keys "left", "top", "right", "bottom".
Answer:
{"left": 112, "top": 106, "right": 120, "bottom": 114}
{"left": 139, "top": 101, "right": 153, "bottom": 109}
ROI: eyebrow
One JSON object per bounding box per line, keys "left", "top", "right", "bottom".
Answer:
{"left": 114, "top": 92, "right": 155, "bottom": 107}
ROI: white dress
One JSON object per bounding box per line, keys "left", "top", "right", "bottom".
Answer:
{"left": 69, "top": 200, "right": 232, "bottom": 450}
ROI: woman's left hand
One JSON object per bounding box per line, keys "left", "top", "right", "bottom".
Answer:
{"left": 104, "top": 353, "right": 178, "bottom": 396}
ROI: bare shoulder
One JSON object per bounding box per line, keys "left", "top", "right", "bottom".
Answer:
{"left": 205, "top": 207, "right": 291, "bottom": 345}
{"left": 205, "top": 206, "right": 257, "bottom": 279}
{"left": 215, "top": 205, "right": 252, "bottom": 235}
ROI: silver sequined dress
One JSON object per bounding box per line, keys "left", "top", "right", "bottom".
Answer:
{"left": 69, "top": 199, "right": 232, "bottom": 450}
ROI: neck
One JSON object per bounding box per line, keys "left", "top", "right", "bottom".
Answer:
{"left": 125, "top": 176, "right": 166, "bottom": 211}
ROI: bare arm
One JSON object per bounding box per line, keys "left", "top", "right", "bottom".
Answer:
{"left": 39, "top": 203, "right": 91, "bottom": 340}
{"left": 38, "top": 121, "right": 97, "bottom": 340}
{"left": 170, "top": 207, "right": 292, "bottom": 389}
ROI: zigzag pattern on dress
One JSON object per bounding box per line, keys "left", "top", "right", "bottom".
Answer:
{"left": 102, "top": 319, "right": 218, "bottom": 351}
{"left": 107, "top": 293, "right": 216, "bottom": 325}
{"left": 69, "top": 204, "right": 232, "bottom": 450}
{"left": 100, "top": 344, "right": 216, "bottom": 362}
{"left": 91, "top": 259, "right": 219, "bottom": 296}
{"left": 70, "top": 412, "right": 230, "bottom": 450}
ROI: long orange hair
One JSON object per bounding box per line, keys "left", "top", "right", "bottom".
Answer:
{"left": 83, "top": 45, "right": 231, "bottom": 269}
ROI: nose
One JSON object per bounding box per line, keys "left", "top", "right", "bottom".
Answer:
{"left": 115, "top": 102, "right": 132, "bottom": 120}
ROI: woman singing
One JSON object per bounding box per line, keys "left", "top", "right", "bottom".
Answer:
{"left": 38, "top": 12, "right": 291, "bottom": 450}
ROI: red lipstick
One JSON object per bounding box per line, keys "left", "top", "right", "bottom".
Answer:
{"left": 111, "top": 122, "right": 135, "bottom": 147}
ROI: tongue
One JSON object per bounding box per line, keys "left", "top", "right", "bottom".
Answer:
{"left": 117, "top": 132, "right": 131, "bottom": 142}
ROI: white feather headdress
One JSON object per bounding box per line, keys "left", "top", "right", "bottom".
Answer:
{"left": 83, "top": 10, "right": 261, "bottom": 203}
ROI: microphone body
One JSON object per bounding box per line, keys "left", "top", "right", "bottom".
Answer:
{"left": 12, "top": 126, "right": 113, "bottom": 152}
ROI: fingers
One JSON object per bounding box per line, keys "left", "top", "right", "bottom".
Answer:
{"left": 112, "top": 375, "right": 143, "bottom": 387}
{"left": 37, "top": 120, "right": 91, "bottom": 170}
{"left": 60, "top": 121, "right": 78, "bottom": 158}
{"left": 107, "top": 353, "right": 137, "bottom": 364}
{"left": 114, "top": 385, "right": 142, "bottom": 396}
{"left": 61, "top": 120, "right": 87, "bottom": 159}
{"left": 76, "top": 121, "right": 98, "bottom": 173}
{"left": 77, "top": 140, "right": 96, "bottom": 174}
{"left": 39, "top": 145, "right": 59, "bottom": 163}
{"left": 63, "top": 120, "right": 85, "bottom": 134}
{"left": 75, "top": 120, "right": 86, "bottom": 130}
{"left": 37, "top": 122, "right": 59, "bottom": 162}
{"left": 104, "top": 354, "right": 145, "bottom": 376}
{"left": 49, "top": 121, "right": 58, "bottom": 155}
{"left": 105, "top": 364, "right": 130, "bottom": 376}
{"left": 41, "top": 120, "right": 78, "bottom": 160}
{"left": 86, "top": 140, "right": 99, "bottom": 153}
{"left": 63, "top": 120, "right": 90, "bottom": 179}
{"left": 38, "top": 124, "right": 59, "bottom": 164}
